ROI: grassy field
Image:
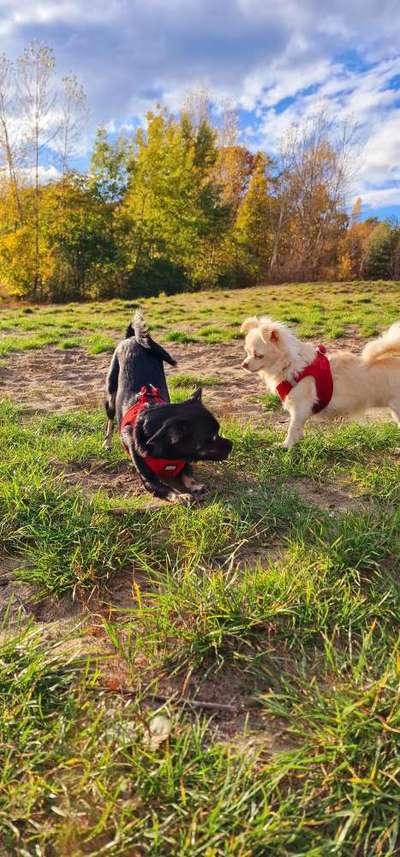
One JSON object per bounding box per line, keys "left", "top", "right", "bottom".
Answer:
{"left": 0, "top": 279, "right": 400, "bottom": 357}
{"left": 1, "top": 281, "right": 400, "bottom": 855}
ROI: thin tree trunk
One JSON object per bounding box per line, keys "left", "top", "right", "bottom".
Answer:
{"left": 0, "top": 117, "right": 23, "bottom": 225}
{"left": 270, "top": 200, "right": 285, "bottom": 275}
{"left": 34, "top": 61, "right": 40, "bottom": 299}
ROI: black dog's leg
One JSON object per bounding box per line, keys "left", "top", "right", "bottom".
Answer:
{"left": 103, "top": 351, "right": 120, "bottom": 450}
{"left": 122, "top": 427, "right": 193, "bottom": 506}
{"left": 179, "top": 463, "right": 208, "bottom": 499}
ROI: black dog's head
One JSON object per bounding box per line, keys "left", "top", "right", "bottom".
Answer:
{"left": 135, "top": 388, "right": 232, "bottom": 462}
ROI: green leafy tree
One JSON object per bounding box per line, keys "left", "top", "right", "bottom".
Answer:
{"left": 120, "top": 110, "right": 229, "bottom": 291}
{"left": 41, "top": 175, "right": 122, "bottom": 300}
{"left": 362, "top": 222, "right": 394, "bottom": 280}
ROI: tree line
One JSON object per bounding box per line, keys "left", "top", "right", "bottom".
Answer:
{"left": 0, "top": 41, "right": 399, "bottom": 302}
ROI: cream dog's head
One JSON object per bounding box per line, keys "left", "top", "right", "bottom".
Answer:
{"left": 241, "top": 316, "right": 290, "bottom": 375}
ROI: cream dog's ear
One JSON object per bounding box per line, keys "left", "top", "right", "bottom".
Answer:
{"left": 240, "top": 317, "right": 259, "bottom": 334}
{"left": 260, "top": 322, "right": 280, "bottom": 344}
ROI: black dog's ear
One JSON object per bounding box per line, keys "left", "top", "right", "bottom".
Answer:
{"left": 189, "top": 387, "right": 202, "bottom": 403}
{"left": 147, "top": 418, "right": 189, "bottom": 447}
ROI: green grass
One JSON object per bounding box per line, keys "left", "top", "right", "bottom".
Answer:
{"left": 1, "top": 281, "right": 400, "bottom": 853}
{"left": 169, "top": 372, "right": 221, "bottom": 401}
{"left": 1, "top": 396, "right": 400, "bottom": 853}
{"left": 257, "top": 392, "right": 282, "bottom": 411}
{"left": 168, "top": 373, "right": 221, "bottom": 389}
{"left": 0, "top": 279, "right": 399, "bottom": 357}
{"left": 165, "top": 330, "right": 199, "bottom": 344}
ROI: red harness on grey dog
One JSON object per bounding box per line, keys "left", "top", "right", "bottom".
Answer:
{"left": 276, "top": 345, "right": 333, "bottom": 414}
{"left": 120, "top": 385, "right": 186, "bottom": 479}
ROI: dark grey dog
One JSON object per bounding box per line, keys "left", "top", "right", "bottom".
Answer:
{"left": 103, "top": 311, "right": 232, "bottom": 504}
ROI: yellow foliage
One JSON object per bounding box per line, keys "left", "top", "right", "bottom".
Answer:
{"left": 338, "top": 252, "right": 353, "bottom": 280}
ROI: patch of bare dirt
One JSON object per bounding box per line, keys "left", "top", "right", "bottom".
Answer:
{"left": 100, "top": 567, "right": 157, "bottom": 611}
{"left": 290, "top": 477, "right": 370, "bottom": 513}
{"left": 0, "top": 553, "right": 81, "bottom": 626}
{"left": 0, "top": 345, "right": 109, "bottom": 413}
{"left": 144, "top": 662, "right": 294, "bottom": 750}
{"left": 58, "top": 458, "right": 144, "bottom": 498}
{"left": 236, "top": 543, "right": 284, "bottom": 569}
{"left": 169, "top": 341, "right": 264, "bottom": 420}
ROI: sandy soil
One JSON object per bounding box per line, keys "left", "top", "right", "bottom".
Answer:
{"left": 0, "top": 340, "right": 265, "bottom": 417}
{"left": 0, "top": 333, "right": 387, "bottom": 424}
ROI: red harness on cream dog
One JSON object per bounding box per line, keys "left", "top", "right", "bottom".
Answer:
{"left": 120, "top": 385, "right": 186, "bottom": 478}
{"left": 276, "top": 345, "right": 333, "bottom": 414}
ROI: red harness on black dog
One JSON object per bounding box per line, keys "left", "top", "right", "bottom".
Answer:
{"left": 276, "top": 344, "right": 333, "bottom": 414}
{"left": 120, "top": 385, "right": 186, "bottom": 478}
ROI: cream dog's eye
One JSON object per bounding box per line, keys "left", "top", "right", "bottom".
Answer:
{"left": 254, "top": 353, "right": 264, "bottom": 359}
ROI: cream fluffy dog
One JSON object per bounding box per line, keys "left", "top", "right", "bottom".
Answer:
{"left": 241, "top": 317, "right": 400, "bottom": 449}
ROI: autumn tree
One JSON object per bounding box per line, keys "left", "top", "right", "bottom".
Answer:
{"left": 0, "top": 41, "right": 87, "bottom": 299}
{"left": 351, "top": 197, "right": 362, "bottom": 224}
{"left": 234, "top": 153, "right": 272, "bottom": 281}
{"left": 0, "top": 54, "right": 23, "bottom": 224}
{"left": 271, "top": 113, "right": 352, "bottom": 280}
{"left": 0, "top": 45, "right": 395, "bottom": 301}
{"left": 42, "top": 176, "right": 120, "bottom": 299}
{"left": 58, "top": 74, "right": 87, "bottom": 175}
{"left": 338, "top": 214, "right": 377, "bottom": 280}
{"left": 17, "top": 42, "right": 57, "bottom": 297}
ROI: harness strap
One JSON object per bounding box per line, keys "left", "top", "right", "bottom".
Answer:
{"left": 120, "top": 385, "right": 186, "bottom": 478}
{"left": 276, "top": 345, "right": 333, "bottom": 414}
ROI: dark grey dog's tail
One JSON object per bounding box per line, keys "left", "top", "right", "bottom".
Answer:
{"left": 125, "top": 309, "right": 147, "bottom": 341}
{"left": 126, "top": 309, "right": 177, "bottom": 366}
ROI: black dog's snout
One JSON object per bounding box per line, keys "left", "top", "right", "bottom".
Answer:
{"left": 222, "top": 437, "right": 233, "bottom": 456}
{"left": 212, "top": 436, "right": 233, "bottom": 460}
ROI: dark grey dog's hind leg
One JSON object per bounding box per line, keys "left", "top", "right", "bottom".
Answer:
{"left": 103, "top": 350, "right": 120, "bottom": 450}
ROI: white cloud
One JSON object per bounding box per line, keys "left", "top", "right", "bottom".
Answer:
{"left": 248, "top": 53, "right": 400, "bottom": 211}
{"left": 358, "top": 112, "right": 400, "bottom": 183}
{"left": 19, "top": 164, "right": 61, "bottom": 182}
{"left": 0, "top": 0, "right": 399, "bottom": 210}
{"left": 360, "top": 186, "right": 400, "bottom": 208}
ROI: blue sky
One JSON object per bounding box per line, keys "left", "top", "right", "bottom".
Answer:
{"left": 2, "top": 0, "right": 400, "bottom": 219}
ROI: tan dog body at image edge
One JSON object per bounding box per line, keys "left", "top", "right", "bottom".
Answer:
{"left": 241, "top": 317, "right": 400, "bottom": 448}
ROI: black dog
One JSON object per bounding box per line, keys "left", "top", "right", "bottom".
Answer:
{"left": 103, "top": 311, "right": 232, "bottom": 504}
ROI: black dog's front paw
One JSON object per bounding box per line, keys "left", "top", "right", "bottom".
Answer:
{"left": 169, "top": 492, "right": 194, "bottom": 508}
{"left": 178, "top": 492, "right": 196, "bottom": 507}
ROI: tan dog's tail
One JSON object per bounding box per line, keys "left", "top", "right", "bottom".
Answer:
{"left": 362, "top": 321, "right": 400, "bottom": 364}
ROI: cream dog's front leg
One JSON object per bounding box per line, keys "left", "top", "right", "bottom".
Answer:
{"left": 282, "top": 411, "right": 309, "bottom": 448}
{"left": 281, "top": 380, "right": 316, "bottom": 449}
